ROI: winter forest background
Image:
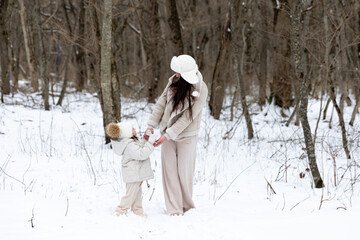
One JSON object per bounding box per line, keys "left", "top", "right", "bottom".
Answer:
{"left": 1, "top": 0, "right": 360, "bottom": 239}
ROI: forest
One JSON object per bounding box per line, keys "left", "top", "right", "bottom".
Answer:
{"left": 0, "top": 0, "right": 359, "bottom": 239}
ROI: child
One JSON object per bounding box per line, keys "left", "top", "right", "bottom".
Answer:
{"left": 106, "top": 122, "right": 154, "bottom": 217}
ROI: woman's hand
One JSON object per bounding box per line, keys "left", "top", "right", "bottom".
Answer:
{"left": 143, "top": 127, "right": 154, "bottom": 140}
{"left": 153, "top": 135, "right": 167, "bottom": 147}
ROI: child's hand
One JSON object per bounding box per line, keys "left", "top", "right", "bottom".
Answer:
{"left": 143, "top": 128, "right": 154, "bottom": 140}
{"left": 153, "top": 135, "right": 166, "bottom": 147}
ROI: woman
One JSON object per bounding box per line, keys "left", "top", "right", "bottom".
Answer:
{"left": 144, "top": 55, "right": 208, "bottom": 215}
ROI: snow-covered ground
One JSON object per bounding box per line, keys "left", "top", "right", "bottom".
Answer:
{"left": 1, "top": 90, "right": 359, "bottom": 240}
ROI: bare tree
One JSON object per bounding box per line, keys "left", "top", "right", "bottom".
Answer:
{"left": 130, "top": 0, "right": 162, "bottom": 102}
{"left": 74, "top": 0, "right": 86, "bottom": 92}
{"left": 323, "top": 0, "right": 351, "bottom": 159}
{"left": 257, "top": 1, "right": 270, "bottom": 108}
{"left": 100, "top": 0, "right": 120, "bottom": 143}
{"left": 209, "top": 7, "right": 231, "bottom": 120}
{"left": 270, "top": 0, "right": 292, "bottom": 112}
{"left": 0, "top": 0, "right": 10, "bottom": 99}
{"left": 18, "top": 0, "right": 38, "bottom": 91}
{"left": 7, "top": 0, "right": 19, "bottom": 89}
{"left": 166, "top": 0, "right": 184, "bottom": 55}
{"left": 57, "top": 0, "right": 82, "bottom": 106}
{"left": 291, "top": 0, "right": 324, "bottom": 188}
{"left": 350, "top": 91, "right": 360, "bottom": 126}
{"left": 34, "top": 0, "right": 49, "bottom": 110}
{"left": 231, "top": 0, "right": 253, "bottom": 139}
{"left": 146, "top": 0, "right": 161, "bottom": 102}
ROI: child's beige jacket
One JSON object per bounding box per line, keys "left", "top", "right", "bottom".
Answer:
{"left": 111, "top": 138, "right": 154, "bottom": 183}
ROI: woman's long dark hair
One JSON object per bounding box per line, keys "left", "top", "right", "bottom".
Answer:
{"left": 170, "top": 76, "right": 194, "bottom": 119}
{"left": 131, "top": 136, "right": 139, "bottom": 142}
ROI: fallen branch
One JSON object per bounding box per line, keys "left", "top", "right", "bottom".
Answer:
{"left": 214, "top": 161, "right": 256, "bottom": 205}
{"left": 0, "top": 160, "right": 27, "bottom": 191}
{"left": 65, "top": 197, "right": 69, "bottom": 216}
{"left": 28, "top": 207, "right": 35, "bottom": 228}
{"left": 264, "top": 177, "right": 276, "bottom": 194}
{"left": 290, "top": 196, "right": 310, "bottom": 211}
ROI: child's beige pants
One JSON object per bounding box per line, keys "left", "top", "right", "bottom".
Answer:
{"left": 161, "top": 135, "right": 198, "bottom": 215}
{"left": 116, "top": 182, "right": 143, "bottom": 215}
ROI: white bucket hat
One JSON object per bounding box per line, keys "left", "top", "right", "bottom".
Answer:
{"left": 117, "top": 122, "right": 133, "bottom": 138}
{"left": 170, "top": 55, "right": 199, "bottom": 84}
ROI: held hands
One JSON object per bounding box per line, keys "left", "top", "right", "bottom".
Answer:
{"left": 143, "top": 128, "right": 154, "bottom": 140}
{"left": 153, "top": 135, "right": 167, "bottom": 147}
{"left": 143, "top": 127, "right": 166, "bottom": 146}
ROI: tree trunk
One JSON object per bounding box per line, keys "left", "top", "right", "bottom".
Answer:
{"left": 7, "top": 17, "right": 16, "bottom": 90}
{"left": 323, "top": 0, "right": 351, "bottom": 159}
{"left": 101, "top": 0, "right": 118, "bottom": 143}
{"left": 75, "top": 0, "right": 86, "bottom": 92}
{"left": 291, "top": 0, "right": 324, "bottom": 188}
{"left": 0, "top": 0, "right": 10, "bottom": 97}
{"left": 131, "top": 0, "right": 161, "bottom": 103}
{"left": 231, "top": 0, "right": 254, "bottom": 139}
{"left": 258, "top": 35, "right": 268, "bottom": 108}
{"left": 57, "top": 0, "right": 73, "bottom": 106}
{"left": 57, "top": 0, "right": 82, "bottom": 106}
{"left": 349, "top": 89, "right": 360, "bottom": 126}
{"left": 329, "top": 87, "right": 351, "bottom": 159}
{"left": 13, "top": 43, "right": 21, "bottom": 89}
{"left": 337, "top": 2, "right": 349, "bottom": 115}
{"left": 166, "top": 0, "right": 184, "bottom": 55}
{"left": 34, "top": 0, "right": 49, "bottom": 110}
{"left": 87, "top": 0, "right": 101, "bottom": 92}
{"left": 270, "top": 1, "right": 292, "bottom": 109}
{"left": 286, "top": 98, "right": 299, "bottom": 127}
{"left": 147, "top": 0, "right": 161, "bottom": 103}
{"left": 18, "top": 0, "right": 37, "bottom": 91}
{"left": 57, "top": 51, "right": 70, "bottom": 106}
{"left": 83, "top": 3, "right": 93, "bottom": 85}
{"left": 111, "top": 50, "right": 121, "bottom": 122}
{"left": 209, "top": 7, "right": 231, "bottom": 119}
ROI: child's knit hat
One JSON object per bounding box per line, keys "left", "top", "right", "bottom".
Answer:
{"left": 105, "top": 122, "right": 133, "bottom": 139}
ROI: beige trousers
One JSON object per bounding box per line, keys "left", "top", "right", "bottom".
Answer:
{"left": 116, "top": 182, "right": 143, "bottom": 215}
{"left": 161, "top": 135, "right": 198, "bottom": 215}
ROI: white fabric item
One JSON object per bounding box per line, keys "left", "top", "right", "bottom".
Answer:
{"left": 116, "top": 182, "right": 143, "bottom": 216}
{"left": 111, "top": 138, "right": 154, "bottom": 183}
{"left": 192, "top": 91, "right": 199, "bottom": 97}
{"left": 117, "top": 122, "right": 133, "bottom": 138}
{"left": 170, "top": 55, "right": 199, "bottom": 84}
{"left": 147, "top": 133, "right": 158, "bottom": 145}
{"left": 161, "top": 135, "right": 198, "bottom": 214}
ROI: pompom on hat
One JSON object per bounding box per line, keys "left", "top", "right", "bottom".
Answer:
{"left": 170, "top": 55, "right": 199, "bottom": 84}
{"left": 105, "top": 122, "right": 133, "bottom": 139}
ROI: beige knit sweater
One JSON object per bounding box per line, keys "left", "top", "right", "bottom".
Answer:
{"left": 147, "top": 73, "right": 208, "bottom": 140}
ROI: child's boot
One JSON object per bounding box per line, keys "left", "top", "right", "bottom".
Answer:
{"left": 115, "top": 206, "right": 128, "bottom": 216}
